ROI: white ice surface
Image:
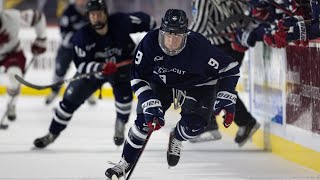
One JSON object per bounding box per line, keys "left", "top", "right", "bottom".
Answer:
{"left": 0, "top": 96, "right": 319, "bottom": 180}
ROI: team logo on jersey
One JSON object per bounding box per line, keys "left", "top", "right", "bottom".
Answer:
{"left": 95, "top": 47, "right": 122, "bottom": 59}
{"left": 157, "top": 66, "right": 186, "bottom": 75}
{"left": 172, "top": 16, "right": 178, "bottom": 21}
{"left": 154, "top": 56, "right": 163, "bottom": 62}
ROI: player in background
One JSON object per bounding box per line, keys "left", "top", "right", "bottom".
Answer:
{"left": 45, "top": 0, "right": 97, "bottom": 105}
{"left": 33, "top": 0, "right": 156, "bottom": 148}
{"left": 105, "top": 9, "right": 240, "bottom": 179}
{"left": 0, "top": 9, "right": 47, "bottom": 121}
{"left": 189, "top": 0, "right": 260, "bottom": 146}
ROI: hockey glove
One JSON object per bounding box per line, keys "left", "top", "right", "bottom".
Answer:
{"left": 231, "top": 28, "right": 258, "bottom": 52}
{"left": 31, "top": 37, "right": 47, "bottom": 55}
{"left": 252, "top": 7, "right": 270, "bottom": 21}
{"left": 277, "top": 16, "right": 304, "bottom": 31}
{"left": 263, "top": 32, "right": 288, "bottom": 48}
{"left": 286, "top": 20, "right": 308, "bottom": 43}
{"left": 141, "top": 99, "right": 165, "bottom": 130}
{"left": 98, "top": 62, "right": 118, "bottom": 76}
{"left": 213, "top": 91, "right": 237, "bottom": 128}
{"left": 231, "top": 42, "right": 248, "bottom": 53}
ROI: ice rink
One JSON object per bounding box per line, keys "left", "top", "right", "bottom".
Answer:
{"left": 0, "top": 96, "right": 319, "bottom": 180}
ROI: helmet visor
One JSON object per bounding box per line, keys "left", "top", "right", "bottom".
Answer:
{"left": 158, "top": 30, "right": 187, "bottom": 56}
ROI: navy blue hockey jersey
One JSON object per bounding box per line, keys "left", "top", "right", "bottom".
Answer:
{"left": 72, "top": 12, "right": 156, "bottom": 76}
{"left": 59, "top": 4, "right": 88, "bottom": 48}
{"left": 131, "top": 29, "right": 240, "bottom": 103}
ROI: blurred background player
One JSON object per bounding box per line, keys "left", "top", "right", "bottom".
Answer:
{"left": 189, "top": 0, "right": 260, "bottom": 146}
{"left": 33, "top": 0, "right": 156, "bottom": 148}
{"left": 44, "top": 0, "right": 97, "bottom": 105}
{"left": 0, "top": 8, "right": 47, "bottom": 122}
{"left": 105, "top": 9, "right": 240, "bottom": 179}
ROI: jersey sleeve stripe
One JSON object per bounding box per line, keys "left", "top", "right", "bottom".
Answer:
{"left": 77, "top": 62, "right": 86, "bottom": 73}
{"left": 131, "top": 79, "right": 151, "bottom": 87}
{"left": 134, "top": 85, "right": 152, "bottom": 97}
{"left": 219, "top": 61, "right": 239, "bottom": 73}
{"left": 86, "top": 62, "right": 95, "bottom": 73}
{"left": 195, "top": 79, "right": 218, "bottom": 86}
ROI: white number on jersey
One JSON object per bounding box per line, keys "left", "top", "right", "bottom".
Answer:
{"left": 129, "top": 15, "right": 142, "bottom": 24}
{"left": 75, "top": 46, "right": 86, "bottom": 57}
{"left": 135, "top": 50, "right": 143, "bottom": 64}
{"left": 159, "top": 75, "right": 166, "bottom": 84}
{"left": 208, "top": 58, "right": 219, "bottom": 69}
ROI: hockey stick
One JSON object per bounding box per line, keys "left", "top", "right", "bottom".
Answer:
{"left": 0, "top": 56, "right": 37, "bottom": 129}
{"left": 264, "top": 0, "right": 294, "bottom": 17}
{"left": 214, "top": 14, "right": 254, "bottom": 32}
{"left": 14, "top": 59, "right": 132, "bottom": 90}
{"left": 205, "top": 31, "right": 237, "bottom": 38}
{"left": 125, "top": 122, "right": 156, "bottom": 180}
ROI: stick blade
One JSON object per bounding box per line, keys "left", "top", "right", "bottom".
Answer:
{"left": 14, "top": 75, "right": 61, "bottom": 90}
{"left": 0, "top": 124, "right": 9, "bottom": 130}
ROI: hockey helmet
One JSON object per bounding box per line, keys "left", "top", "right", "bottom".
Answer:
{"left": 86, "top": 0, "right": 108, "bottom": 14}
{"left": 158, "top": 9, "right": 189, "bottom": 56}
{"left": 86, "top": 0, "right": 108, "bottom": 29}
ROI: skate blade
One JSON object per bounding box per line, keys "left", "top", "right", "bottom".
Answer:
{"left": 238, "top": 123, "right": 261, "bottom": 147}
{"left": 189, "top": 131, "right": 222, "bottom": 143}
{"left": 111, "top": 175, "right": 119, "bottom": 180}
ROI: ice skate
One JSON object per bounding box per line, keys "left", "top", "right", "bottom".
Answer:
{"left": 167, "top": 129, "right": 182, "bottom": 167}
{"left": 105, "top": 157, "right": 132, "bottom": 180}
{"left": 86, "top": 95, "right": 97, "bottom": 105}
{"left": 113, "top": 119, "right": 125, "bottom": 146}
{"left": 235, "top": 120, "right": 261, "bottom": 147}
{"left": 34, "top": 133, "right": 58, "bottom": 148}
{"left": 189, "top": 129, "right": 222, "bottom": 143}
{"left": 7, "top": 103, "right": 16, "bottom": 121}
{"left": 189, "top": 117, "right": 221, "bottom": 143}
{"left": 45, "top": 91, "right": 59, "bottom": 105}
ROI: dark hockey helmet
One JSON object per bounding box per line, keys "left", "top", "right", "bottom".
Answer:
{"left": 86, "top": 0, "right": 108, "bottom": 14}
{"left": 74, "top": 0, "right": 88, "bottom": 15}
{"left": 86, "top": 0, "right": 108, "bottom": 29}
{"left": 159, "top": 9, "right": 189, "bottom": 56}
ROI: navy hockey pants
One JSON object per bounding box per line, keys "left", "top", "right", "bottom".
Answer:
{"left": 122, "top": 83, "right": 216, "bottom": 163}
{"left": 48, "top": 71, "right": 133, "bottom": 135}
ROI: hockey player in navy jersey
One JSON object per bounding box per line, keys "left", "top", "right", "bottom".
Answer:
{"left": 45, "top": 0, "right": 97, "bottom": 105}
{"left": 105, "top": 9, "right": 240, "bottom": 179}
{"left": 33, "top": 0, "right": 156, "bottom": 148}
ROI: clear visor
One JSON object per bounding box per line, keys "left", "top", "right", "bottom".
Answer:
{"left": 158, "top": 30, "right": 187, "bottom": 56}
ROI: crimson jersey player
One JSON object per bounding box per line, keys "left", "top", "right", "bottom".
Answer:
{"left": 0, "top": 9, "right": 47, "bottom": 122}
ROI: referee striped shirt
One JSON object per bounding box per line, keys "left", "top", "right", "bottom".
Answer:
{"left": 189, "top": 0, "right": 249, "bottom": 45}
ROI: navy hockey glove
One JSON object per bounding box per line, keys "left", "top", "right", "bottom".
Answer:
{"left": 278, "top": 16, "right": 304, "bottom": 31}
{"left": 231, "top": 28, "right": 258, "bottom": 52}
{"left": 141, "top": 99, "right": 165, "bottom": 130}
{"left": 213, "top": 91, "right": 237, "bottom": 128}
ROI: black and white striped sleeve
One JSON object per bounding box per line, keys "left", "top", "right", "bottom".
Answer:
{"left": 189, "top": 0, "right": 211, "bottom": 34}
